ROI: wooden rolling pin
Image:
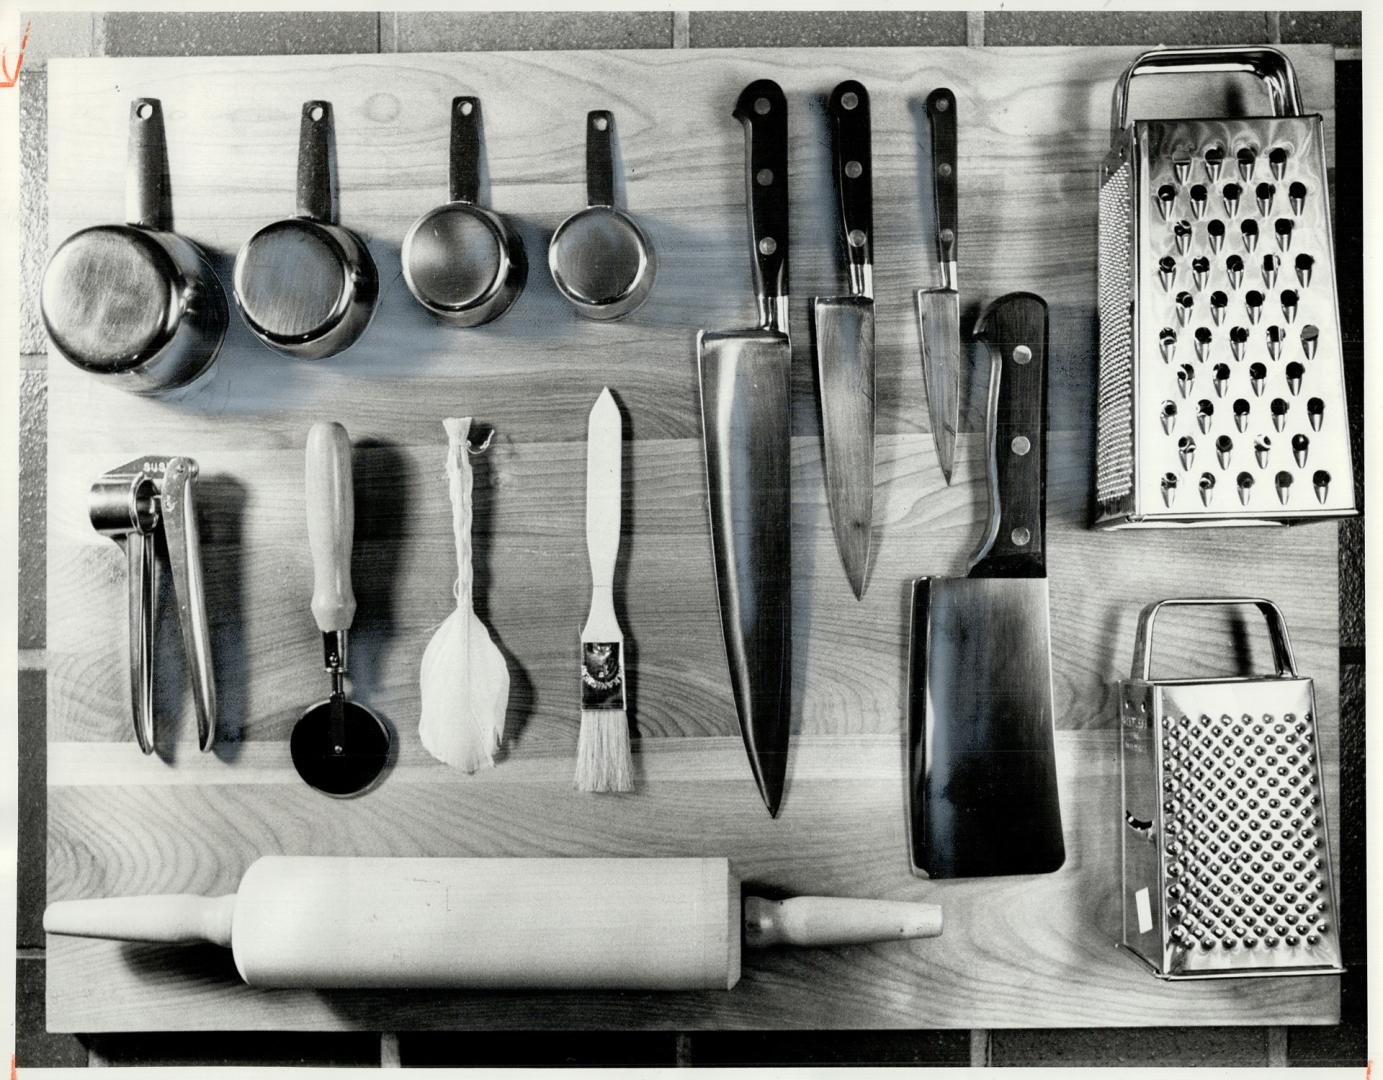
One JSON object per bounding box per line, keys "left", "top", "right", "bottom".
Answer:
{"left": 44, "top": 856, "right": 942, "bottom": 990}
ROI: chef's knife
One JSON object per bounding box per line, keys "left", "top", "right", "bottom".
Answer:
{"left": 697, "top": 79, "right": 792, "bottom": 818}
{"left": 810, "top": 80, "right": 875, "bottom": 600}
{"left": 907, "top": 291, "right": 1065, "bottom": 878}
{"left": 916, "top": 87, "right": 961, "bottom": 486}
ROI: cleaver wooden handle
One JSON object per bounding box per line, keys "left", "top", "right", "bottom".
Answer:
{"left": 44, "top": 857, "right": 942, "bottom": 991}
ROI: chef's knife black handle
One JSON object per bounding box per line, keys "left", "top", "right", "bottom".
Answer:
{"left": 925, "top": 88, "right": 958, "bottom": 269}
{"left": 969, "top": 292, "right": 1047, "bottom": 578}
{"left": 449, "top": 96, "right": 482, "bottom": 205}
{"left": 827, "top": 80, "right": 872, "bottom": 282}
{"left": 733, "top": 80, "right": 789, "bottom": 328}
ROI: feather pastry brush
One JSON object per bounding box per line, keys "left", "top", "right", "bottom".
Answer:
{"left": 419, "top": 417, "right": 509, "bottom": 772}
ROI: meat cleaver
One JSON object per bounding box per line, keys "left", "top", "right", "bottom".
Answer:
{"left": 697, "top": 79, "right": 792, "bottom": 817}
{"left": 907, "top": 291, "right": 1065, "bottom": 878}
{"left": 810, "top": 79, "right": 875, "bottom": 599}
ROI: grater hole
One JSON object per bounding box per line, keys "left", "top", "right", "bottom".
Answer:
{"left": 1192, "top": 255, "right": 1210, "bottom": 278}
{"left": 1189, "top": 184, "right": 1209, "bottom": 216}
{"left": 1229, "top": 325, "right": 1248, "bottom": 344}
{"left": 1241, "top": 220, "right": 1259, "bottom": 249}
{"left": 1248, "top": 363, "right": 1267, "bottom": 395}
{"left": 1295, "top": 253, "right": 1314, "bottom": 285}
{"left": 1245, "top": 289, "right": 1264, "bottom": 311}
{"left": 1213, "top": 362, "right": 1231, "bottom": 395}
{"left": 1195, "top": 326, "right": 1212, "bottom": 345}
{"left": 1204, "top": 145, "right": 1225, "bottom": 173}
{"left": 1160, "top": 255, "right": 1177, "bottom": 272}
{"left": 1281, "top": 289, "right": 1299, "bottom": 320}
{"left": 1160, "top": 327, "right": 1178, "bottom": 360}
{"left": 1289, "top": 180, "right": 1307, "bottom": 210}
{"left": 1255, "top": 181, "right": 1276, "bottom": 211}
{"left": 1268, "top": 146, "right": 1289, "bottom": 172}
{"left": 1262, "top": 253, "right": 1281, "bottom": 283}
{"left": 1207, "top": 218, "right": 1226, "bottom": 246}
{"left": 1158, "top": 182, "right": 1178, "bottom": 204}
{"left": 1226, "top": 253, "right": 1244, "bottom": 276}
{"left": 1307, "top": 396, "right": 1324, "bottom": 423}
{"left": 1222, "top": 182, "right": 1243, "bottom": 212}
{"left": 1267, "top": 324, "right": 1285, "bottom": 346}
{"left": 1236, "top": 147, "right": 1257, "bottom": 177}
{"left": 1275, "top": 218, "right": 1294, "bottom": 248}
{"left": 1174, "top": 220, "right": 1194, "bottom": 247}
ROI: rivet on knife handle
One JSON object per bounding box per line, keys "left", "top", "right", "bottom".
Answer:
{"left": 733, "top": 80, "right": 789, "bottom": 333}
{"left": 828, "top": 80, "right": 872, "bottom": 298}
{"left": 970, "top": 292, "right": 1047, "bottom": 578}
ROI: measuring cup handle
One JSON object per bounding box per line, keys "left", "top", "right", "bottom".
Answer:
{"left": 1110, "top": 45, "right": 1305, "bottom": 143}
{"left": 296, "top": 101, "right": 338, "bottom": 224}
{"left": 585, "top": 110, "right": 616, "bottom": 209}
{"left": 126, "top": 98, "right": 171, "bottom": 230}
{"left": 1132, "top": 597, "right": 1299, "bottom": 681}
{"left": 449, "top": 96, "right": 482, "bottom": 205}
{"left": 305, "top": 422, "right": 356, "bottom": 634}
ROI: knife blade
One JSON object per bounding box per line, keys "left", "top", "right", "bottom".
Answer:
{"left": 810, "top": 79, "right": 876, "bottom": 600}
{"left": 916, "top": 87, "right": 961, "bottom": 486}
{"left": 907, "top": 291, "right": 1065, "bottom": 878}
{"left": 696, "top": 78, "right": 792, "bottom": 817}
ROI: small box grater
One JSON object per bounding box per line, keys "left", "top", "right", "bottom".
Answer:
{"left": 1119, "top": 598, "right": 1342, "bottom": 979}
{"left": 1096, "top": 47, "right": 1356, "bottom": 527}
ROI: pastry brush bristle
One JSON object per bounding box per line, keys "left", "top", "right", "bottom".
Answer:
{"left": 574, "top": 709, "right": 633, "bottom": 793}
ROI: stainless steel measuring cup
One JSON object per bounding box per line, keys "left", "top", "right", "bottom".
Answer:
{"left": 548, "top": 110, "right": 656, "bottom": 320}
{"left": 41, "top": 98, "right": 227, "bottom": 394}
{"left": 233, "top": 102, "right": 379, "bottom": 360}
{"left": 403, "top": 96, "right": 526, "bottom": 326}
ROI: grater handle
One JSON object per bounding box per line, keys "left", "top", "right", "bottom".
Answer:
{"left": 1111, "top": 46, "right": 1305, "bottom": 142}
{"left": 1133, "top": 597, "right": 1299, "bottom": 680}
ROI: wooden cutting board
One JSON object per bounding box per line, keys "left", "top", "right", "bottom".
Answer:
{"left": 44, "top": 45, "right": 1342, "bottom": 1031}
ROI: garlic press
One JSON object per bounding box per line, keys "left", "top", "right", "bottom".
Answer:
{"left": 89, "top": 456, "right": 216, "bottom": 754}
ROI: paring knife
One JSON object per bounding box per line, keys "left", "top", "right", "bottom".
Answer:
{"left": 810, "top": 80, "right": 876, "bottom": 600}
{"left": 697, "top": 79, "right": 792, "bottom": 818}
{"left": 907, "top": 292, "right": 1065, "bottom": 878}
{"left": 916, "top": 88, "right": 962, "bottom": 486}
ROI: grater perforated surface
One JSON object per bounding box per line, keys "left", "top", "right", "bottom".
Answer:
{"left": 1122, "top": 671, "right": 1343, "bottom": 979}
{"left": 1156, "top": 698, "right": 1339, "bottom": 975}
{"left": 1097, "top": 161, "right": 1135, "bottom": 507}
{"left": 1096, "top": 113, "right": 1356, "bottom": 526}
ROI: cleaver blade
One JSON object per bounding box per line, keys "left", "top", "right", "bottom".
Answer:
{"left": 907, "top": 291, "right": 1065, "bottom": 879}
{"left": 811, "top": 294, "right": 875, "bottom": 600}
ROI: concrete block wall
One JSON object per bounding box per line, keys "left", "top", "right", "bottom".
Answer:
{"left": 14, "top": 9, "right": 1365, "bottom": 1069}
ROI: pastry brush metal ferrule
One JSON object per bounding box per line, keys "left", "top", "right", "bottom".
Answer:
{"left": 575, "top": 387, "right": 633, "bottom": 793}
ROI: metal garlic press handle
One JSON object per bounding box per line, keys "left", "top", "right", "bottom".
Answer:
{"left": 1132, "top": 597, "right": 1299, "bottom": 681}
{"left": 161, "top": 458, "right": 216, "bottom": 751}
{"left": 89, "top": 457, "right": 216, "bottom": 754}
{"left": 1111, "top": 45, "right": 1306, "bottom": 142}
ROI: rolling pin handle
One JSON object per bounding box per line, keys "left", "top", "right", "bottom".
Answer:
{"left": 742, "top": 895, "right": 944, "bottom": 949}
{"left": 44, "top": 893, "right": 236, "bottom": 949}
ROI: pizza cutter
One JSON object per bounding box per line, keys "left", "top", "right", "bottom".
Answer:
{"left": 290, "top": 421, "right": 390, "bottom": 796}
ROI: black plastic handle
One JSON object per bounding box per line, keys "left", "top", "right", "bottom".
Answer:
{"left": 969, "top": 292, "right": 1047, "bottom": 578}
{"left": 586, "top": 109, "right": 615, "bottom": 208}
{"left": 827, "top": 80, "right": 872, "bottom": 279}
{"left": 733, "top": 80, "right": 789, "bottom": 316}
{"left": 126, "top": 98, "right": 170, "bottom": 230}
{"left": 926, "top": 88, "right": 958, "bottom": 269}
{"left": 296, "top": 100, "right": 337, "bottom": 224}
{"left": 449, "top": 96, "right": 482, "bottom": 205}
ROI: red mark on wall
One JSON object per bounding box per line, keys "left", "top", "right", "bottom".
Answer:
{"left": 0, "top": 20, "right": 31, "bottom": 88}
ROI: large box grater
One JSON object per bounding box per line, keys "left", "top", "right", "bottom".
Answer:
{"left": 1096, "top": 47, "right": 1356, "bottom": 526}
{"left": 1119, "top": 598, "right": 1342, "bottom": 979}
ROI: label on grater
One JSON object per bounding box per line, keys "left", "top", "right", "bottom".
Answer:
{"left": 581, "top": 642, "right": 625, "bottom": 710}
{"left": 1135, "top": 887, "right": 1153, "bottom": 934}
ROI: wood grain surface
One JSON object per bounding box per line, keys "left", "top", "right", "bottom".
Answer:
{"left": 45, "top": 46, "right": 1342, "bottom": 1031}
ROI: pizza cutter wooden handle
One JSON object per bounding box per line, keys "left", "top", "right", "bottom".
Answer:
{"left": 44, "top": 857, "right": 942, "bottom": 990}
{"left": 305, "top": 421, "right": 356, "bottom": 634}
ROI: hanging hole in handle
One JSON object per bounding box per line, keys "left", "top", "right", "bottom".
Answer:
{"left": 309, "top": 105, "right": 325, "bottom": 122}
{"left": 136, "top": 101, "right": 155, "bottom": 121}
{"left": 754, "top": 96, "right": 771, "bottom": 115}
{"left": 458, "top": 100, "right": 474, "bottom": 116}
{"left": 841, "top": 90, "right": 861, "bottom": 110}
{"left": 593, "top": 114, "right": 609, "bottom": 132}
